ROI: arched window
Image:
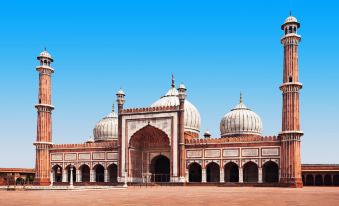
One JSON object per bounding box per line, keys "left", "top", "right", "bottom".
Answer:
{"left": 289, "top": 76, "right": 293, "bottom": 82}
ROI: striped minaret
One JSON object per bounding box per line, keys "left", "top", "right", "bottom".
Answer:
{"left": 33, "top": 49, "right": 54, "bottom": 186}
{"left": 279, "top": 14, "right": 303, "bottom": 188}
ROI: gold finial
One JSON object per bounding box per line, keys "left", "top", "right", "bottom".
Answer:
{"left": 171, "top": 74, "right": 175, "bottom": 88}
{"left": 240, "top": 92, "right": 243, "bottom": 103}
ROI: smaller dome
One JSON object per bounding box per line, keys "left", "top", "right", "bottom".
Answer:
{"left": 116, "top": 89, "right": 125, "bottom": 95}
{"left": 284, "top": 15, "right": 298, "bottom": 24}
{"left": 93, "top": 105, "right": 118, "bottom": 141}
{"left": 86, "top": 136, "right": 94, "bottom": 143}
{"left": 281, "top": 14, "right": 300, "bottom": 30}
{"left": 38, "top": 49, "right": 53, "bottom": 60}
{"left": 204, "top": 130, "right": 211, "bottom": 138}
{"left": 178, "top": 83, "right": 186, "bottom": 90}
{"left": 220, "top": 94, "right": 262, "bottom": 137}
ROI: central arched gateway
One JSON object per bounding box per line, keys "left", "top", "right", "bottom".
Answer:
{"left": 150, "top": 155, "right": 170, "bottom": 182}
{"left": 129, "top": 125, "right": 171, "bottom": 182}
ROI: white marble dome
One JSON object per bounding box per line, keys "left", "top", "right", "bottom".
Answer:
{"left": 38, "top": 49, "right": 53, "bottom": 60}
{"left": 93, "top": 105, "right": 118, "bottom": 141}
{"left": 220, "top": 95, "right": 262, "bottom": 137}
{"left": 151, "top": 85, "right": 201, "bottom": 134}
{"left": 284, "top": 15, "right": 298, "bottom": 24}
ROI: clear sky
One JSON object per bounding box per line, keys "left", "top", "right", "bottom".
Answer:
{"left": 0, "top": 0, "right": 338, "bottom": 168}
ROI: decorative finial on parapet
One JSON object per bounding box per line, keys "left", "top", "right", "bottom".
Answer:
{"left": 112, "top": 103, "right": 115, "bottom": 112}
{"left": 171, "top": 74, "right": 175, "bottom": 88}
{"left": 240, "top": 92, "right": 243, "bottom": 103}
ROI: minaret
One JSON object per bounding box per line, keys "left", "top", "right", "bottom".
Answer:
{"left": 116, "top": 88, "right": 125, "bottom": 181}
{"left": 279, "top": 14, "right": 303, "bottom": 187}
{"left": 33, "top": 49, "right": 54, "bottom": 186}
{"left": 178, "top": 83, "right": 186, "bottom": 182}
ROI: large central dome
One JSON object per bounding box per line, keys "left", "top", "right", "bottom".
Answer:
{"left": 220, "top": 94, "right": 262, "bottom": 137}
{"left": 151, "top": 79, "right": 201, "bottom": 134}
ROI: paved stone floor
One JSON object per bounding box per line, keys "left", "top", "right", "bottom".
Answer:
{"left": 0, "top": 186, "right": 339, "bottom": 206}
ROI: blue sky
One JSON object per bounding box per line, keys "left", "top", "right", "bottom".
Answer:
{"left": 0, "top": 0, "right": 338, "bottom": 168}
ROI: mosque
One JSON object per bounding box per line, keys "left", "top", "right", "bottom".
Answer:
{"left": 1, "top": 15, "right": 339, "bottom": 188}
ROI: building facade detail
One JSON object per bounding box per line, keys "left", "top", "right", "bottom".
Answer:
{"left": 33, "top": 15, "right": 306, "bottom": 187}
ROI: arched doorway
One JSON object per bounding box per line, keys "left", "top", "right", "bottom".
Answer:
{"left": 315, "top": 174, "right": 323, "bottom": 186}
{"left": 206, "top": 162, "right": 220, "bottom": 182}
{"left": 94, "top": 164, "right": 105, "bottom": 182}
{"left": 16, "top": 177, "right": 24, "bottom": 185}
{"left": 108, "top": 164, "right": 118, "bottom": 183}
{"left": 306, "top": 174, "right": 314, "bottom": 186}
{"left": 66, "top": 165, "right": 76, "bottom": 183}
{"left": 243, "top": 162, "right": 258, "bottom": 183}
{"left": 129, "top": 125, "right": 170, "bottom": 181}
{"left": 79, "top": 165, "right": 90, "bottom": 182}
{"left": 224, "top": 162, "right": 239, "bottom": 182}
{"left": 262, "top": 161, "right": 279, "bottom": 183}
{"left": 333, "top": 175, "right": 339, "bottom": 186}
{"left": 324, "top": 174, "right": 332, "bottom": 186}
{"left": 150, "top": 155, "right": 170, "bottom": 182}
{"left": 302, "top": 175, "right": 305, "bottom": 185}
{"left": 188, "top": 162, "right": 202, "bottom": 182}
{"left": 52, "top": 165, "right": 63, "bottom": 182}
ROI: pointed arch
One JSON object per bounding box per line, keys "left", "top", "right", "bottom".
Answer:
{"left": 262, "top": 161, "right": 279, "bottom": 183}
{"left": 188, "top": 162, "right": 202, "bottom": 182}
{"left": 52, "top": 164, "right": 63, "bottom": 183}
{"left": 93, "top": 164, "right": 105, "bottom": 182}
{"left": 107, "top": 163, "right": 118, "bottom": 183}
{"left": 224, "top": 162, "right": 239, "bottom": 182}
{"left": 150, "top": 155, "right": 170, "bottom": 182}
{"left": 79, "top": 164, "right": 90, "bottom": 182}
{"left": 206, "top": 162, "right": 220, "bottom": 182}
{"left": 243, "top": 161, "right": 258, "bottom": 183}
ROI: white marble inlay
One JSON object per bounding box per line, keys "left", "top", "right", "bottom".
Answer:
{"left": 223, "top": 149, "right": 239, "bottom": 157}
{"left": 205, "top": 149, "right": 221, "bottom": 158}
{"left": 187, "top": 150, "right": 202, "bottom": 158}
{"left": 262, "top": 148, "right": 279, "bottom": 156}
{"left": 242, "top": 149, "right": 259, "bottom": 157}
{"left": 93, "top": 152, "right": 105, "bottom": 160}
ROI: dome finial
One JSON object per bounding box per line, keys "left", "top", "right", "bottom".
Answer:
{"left": 240, "top": 92, "right": 243, "bottom": 103}
{"left": 171, "top": 74, "right": 175, "bottom": 88}
{"left": 112, "top": 103, "right": 115, "bottom": 112}
{"left": 290, "top": 10, "right": 292, "bottom": 16}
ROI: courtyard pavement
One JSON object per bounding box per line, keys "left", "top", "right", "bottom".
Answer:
{"left": 0, "top": 186, "right": 338, "bottom": 206}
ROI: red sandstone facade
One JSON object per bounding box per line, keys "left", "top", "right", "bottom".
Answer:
{"left": 23, "top": 15, "right": 339, "bottom": 188}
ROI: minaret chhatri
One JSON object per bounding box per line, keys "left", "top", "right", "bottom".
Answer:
{"left": 33, "top": 49, "right": 54, "bottom": 186}
{"left": 279, "top": 14, "right": 303, "bottom": 187}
